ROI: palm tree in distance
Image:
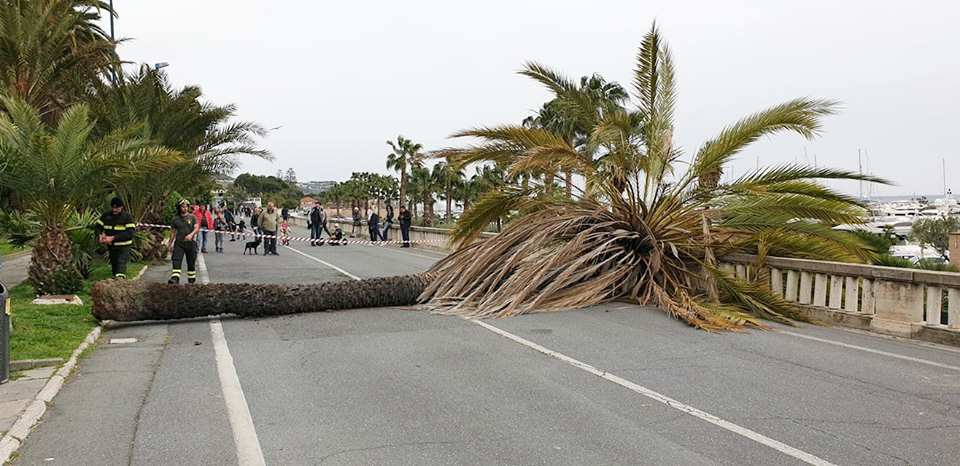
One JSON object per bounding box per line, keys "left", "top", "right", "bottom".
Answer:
{"left": 420, "top": 23, "right": 889, "bottom": 330}
{"left": 386, "top": 136, "right": 423, "bottom": 209}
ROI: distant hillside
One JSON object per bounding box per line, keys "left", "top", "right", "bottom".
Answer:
{"left": 297, "top": 180, "right": 337, "bottom": 194}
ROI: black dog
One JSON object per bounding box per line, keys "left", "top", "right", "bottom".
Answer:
{"left": 243, "top": 238, "right": 261, "bottom": 255}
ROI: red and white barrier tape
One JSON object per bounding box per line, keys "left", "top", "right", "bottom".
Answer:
{"left": 135, "top": 223, "right": 448, "bottom": 246}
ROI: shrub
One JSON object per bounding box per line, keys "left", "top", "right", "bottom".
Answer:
{"left": 51, "top": 267, "right": 84, "bottom": 294}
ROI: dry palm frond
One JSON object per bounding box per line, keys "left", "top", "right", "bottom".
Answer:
{"left": 421, "top": 22, "right": 892, "bottom": 331}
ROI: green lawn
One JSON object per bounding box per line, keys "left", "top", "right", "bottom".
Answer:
{"left": 7, "top": 261, "right": 145, "bottom": 361}
{"left": 0, "top": 239, "right": 29, "bottom": 257}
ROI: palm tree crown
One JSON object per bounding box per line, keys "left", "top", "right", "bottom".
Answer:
{"left": 386, "top": 135, "right": 423, "bottom": 209}
{"left": 420, "top": 23, "right": 888, "bottom": 331}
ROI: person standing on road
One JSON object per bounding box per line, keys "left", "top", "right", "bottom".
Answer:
{"left": 213, "top": 209, "right": 226, "bottom": 253}
{"left": 192, "top": 203, "right": 214, "bottom": 253}
{"left": 368, "top": 207, "right": 381, "bottom": 244}
{"left": 224, "top": 206, "right": 236, "bottom": 242}
{"left": 95, "top": 197, "right": 136, "bottom": 278}
{"left": 251, "top": 206, "right": 262, "bottom": 235}
{"left": 260, "top": 202, "right": 281, "bottom": 255}
{"left": 398, "top": 205, "right": 412, "bottom": 248}
{"left": 281, "top": 205, "right": 289, "bottom": 222}
{"left": 319, "top": 205, "right": 333, "bottom": 238}
{"left": 351, "top": 207, "right": 362, "bottom": 237}
{"left": 309, "top": 202, "right": 322, "bottom": 246}
{"left": 382, "top": 203, "right": 394, "bottom": 242}
{"left": 167, "top": 199, "right": 200, "bottom": 284}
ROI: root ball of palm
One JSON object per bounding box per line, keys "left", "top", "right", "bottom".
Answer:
{"left": 91, "top": 274, "right": 430, "bottom": 322}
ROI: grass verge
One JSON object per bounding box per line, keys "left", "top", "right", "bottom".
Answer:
{"left": 0, "top": 239, "right": 29, "bottom": 257}
{"left": 8, "top": 261, "right": 145, "bottom": 361}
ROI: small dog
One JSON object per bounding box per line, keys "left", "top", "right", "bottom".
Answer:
{"left": 243, "top": 238, "right": 261, "bottom": 255}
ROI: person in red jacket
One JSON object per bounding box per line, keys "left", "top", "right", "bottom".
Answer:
{"left": 192, "top": 203, "right": 215, "bottom": 253}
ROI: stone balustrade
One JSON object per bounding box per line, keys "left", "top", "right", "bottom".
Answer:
{"left": 722, "top": 254, "right": 960, "bottom": 346}
{"left": 320, "top": 218, "right": 959, "bottom": 346}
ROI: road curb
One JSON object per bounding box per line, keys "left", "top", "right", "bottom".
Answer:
{"left": 0, "top": 264, "right": 148, "bottom": 463}
{"left": 2, "top": 249, "right": 32, "bottom": 261}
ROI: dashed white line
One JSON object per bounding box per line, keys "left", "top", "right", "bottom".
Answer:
{"left": 198, "top": 252, "right": 267, "bottom": 466}
{"left": 211, "top": 319, "right": 266, "bottom": 466}
{"left": 468, "top": 319, "right": 838, "bottom": 466}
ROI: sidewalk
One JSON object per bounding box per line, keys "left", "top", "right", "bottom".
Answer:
{"left": 0, "top": 250, "right": 112, "bottom": 462}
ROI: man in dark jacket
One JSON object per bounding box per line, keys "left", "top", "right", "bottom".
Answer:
{"left": 224, "top": 207, "right": 236, "bottom": 241}
{"left": 309, "top": 202, "right": 322, "bottom": 246}
{"left": 382, "top": 203, "right": 394, "bottom": 241}
{"left": 398, "top": 205, "right": 412, "bottom": 247}
{"left": 367, "top": 208, "right": 381, "bottom": 243}
{"left": 95, "top": 197, "right": 136, "bottom": 278}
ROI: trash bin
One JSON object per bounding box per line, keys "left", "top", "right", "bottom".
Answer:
{"left": 0, "top": 280, "right": 8, "bottom": 384}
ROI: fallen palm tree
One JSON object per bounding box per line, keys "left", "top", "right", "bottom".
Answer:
{"left": 419, "top": 24, "right": 889, "bottom": 331}
{"left": 91, "top": 274, "right": 430, "bottom": 322}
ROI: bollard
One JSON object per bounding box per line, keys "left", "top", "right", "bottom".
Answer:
{"left": 0, "top": 280, "right": 8, "bottom": 384}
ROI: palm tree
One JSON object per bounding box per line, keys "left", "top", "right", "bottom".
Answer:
{"left": 419, "top": 23, "right": 888, "bottom": 330}
{"left": 0, "top": 95, "right": 177, "bottom": 294}
{"left": 0, "top": 0, "right": 116, "bottom": 122}
{"left": 432, "top": 159, "right": 465, "bottom": 224}
{"left": 386, "top": 135, "right": 423, "bottom": 209}
{"left": 85, "top": 66, "right": 271, "bottom": 257}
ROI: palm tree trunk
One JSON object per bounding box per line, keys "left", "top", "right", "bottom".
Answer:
{"left": 91, "top": 274, "right": 431, "bottom": 322}
{"left": 445, "top": 181, "right": 452, "bottom": 223}
{"left": 400, "top": 170, "right": 407, "bottom": 209}
{"left": 29, "top": 225, "right": 74, "bottom": 295}
{"left": 565, "top": 171, "right": 573, "bottom": 198}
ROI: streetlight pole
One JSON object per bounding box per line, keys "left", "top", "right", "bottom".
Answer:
{"left": 108, "top": 0, "right": 117, "bottom": 84}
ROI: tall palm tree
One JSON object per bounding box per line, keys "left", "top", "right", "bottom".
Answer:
{"left": 386, "top": 135, "right": 423, "bottom": 209}
{"left": 0, "top": 0, "right": 116, "bottom": 122}
{"left": 432, "top": 159, "right": 465, "bottom": 223}
{"left": 419, "top": 23, "right": 888, "bottom": 331}
{"left": 0, "top": 95, "right": 177, "bottom": 294}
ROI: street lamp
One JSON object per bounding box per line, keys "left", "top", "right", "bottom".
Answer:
{"left": 155, "top": 62, "right": 169, "bottom": 71}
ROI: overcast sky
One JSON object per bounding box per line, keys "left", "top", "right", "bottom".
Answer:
{"left": 107, "top": 0, "right": 959, "bottom": 198}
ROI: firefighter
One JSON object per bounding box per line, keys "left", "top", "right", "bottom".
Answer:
{"left": 167, "top": 199, "right": 201, "bottom": 284}
{"left": 95, "top": 197, "right": 136, "bottom": 279}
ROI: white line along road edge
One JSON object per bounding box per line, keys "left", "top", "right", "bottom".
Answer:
{"left": 284, "top": 245, "right": 361, "bottom": 280}
{"left": 468, "top": 319, "right": 838, "bottom": 466}
{"left": 294, "top": 247, "right": 836, "bottom": 465}
{"left": 198, "top": 253, "right": 267, "bottom": 466}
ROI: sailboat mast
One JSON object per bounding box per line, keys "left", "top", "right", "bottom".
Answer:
{"left": 858, "top": 149, "right": 863, "bottom": 199}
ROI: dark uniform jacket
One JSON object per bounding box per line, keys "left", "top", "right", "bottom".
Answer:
{"left": 95, "top": 211, "right": 136, "bottom": 247}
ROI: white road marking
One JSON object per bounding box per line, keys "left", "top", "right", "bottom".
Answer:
{"left": 211, "top": 319, "right": 266, "bottom": 466}
{"left": 198, "top": 252, "right": 267, "bottom": 465}
{"left": 468, "top": 319, "right": 837, "bottom": 466}
{"left": 283, "top": 245, "right": 362, "bottom": 280}
{"left": 780, "top": 331, "right": 960, "bottom": 372}
{"left": 108, "top": 338, "right": 137, "bottom": 344}
{"left": 385, "top": 248, "right": 448, "bottom": 260}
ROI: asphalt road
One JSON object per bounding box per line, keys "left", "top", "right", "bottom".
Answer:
{"left": 13, "top": 222, "right": 960, "bottom": 465}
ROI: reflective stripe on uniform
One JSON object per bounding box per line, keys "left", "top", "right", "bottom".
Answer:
{"left": 125, "top": 223, "right": 136, "bottom": 228}
{"left": 112, "top": 226, "right": 127, "bottom": 231}
{"left": 114, "top": 273, "right": 126, "bottom": 278}
{"left": 171, "top": 269, "right": 181, "bottom": 277}
{"left": 113, "top": 240, "right": 133, "bottom": 246}
{"left": 102, "top": 225, "right": 114, "bottom": 230}
{"left": 187, "top": 271, "right": 197, "bottom": 278}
